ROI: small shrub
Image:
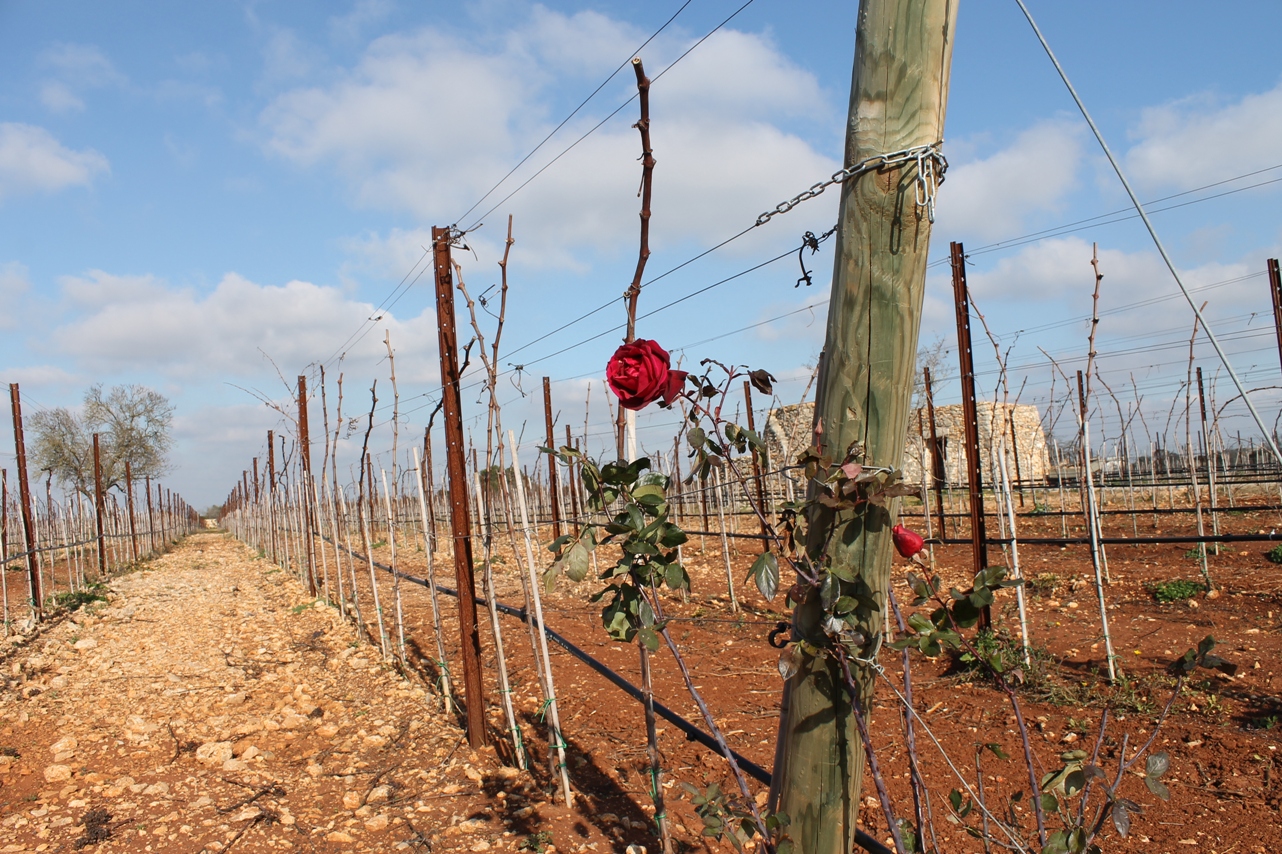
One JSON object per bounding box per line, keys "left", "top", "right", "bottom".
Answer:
{"left": 1183, "top": 547, "right": 1204, "bottom": 561}
{"left": 953, "top": 629, "right": 1053, "bottom": 692}
{"left": 51, "top": 584, "right": 108, "bottom": 612}
{"left": 1028, "top": 572, "right": 1059, "bottom": 595}
{"left": 1147, "top": 579, "right": 1201, "bottom": 603}
{"left": 1266, "top": 544, "right": 1282, "bottom": 564}
{"left": 519, "top": 831, "right": 554, "bottom": 853}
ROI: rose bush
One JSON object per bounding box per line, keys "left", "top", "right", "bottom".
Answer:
{"left": 606, "top": 339, "right": 687, "bottom": 410}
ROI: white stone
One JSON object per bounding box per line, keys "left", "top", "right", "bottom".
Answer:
{"left": 195, "top": 742, "right": 234, "bottom": 767}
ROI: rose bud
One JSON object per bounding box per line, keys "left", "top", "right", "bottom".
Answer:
{"left": 607, "top": 339, "right": 682, "bottom": 410}
{"left": 892, "top": 524, "right": 925, "bottom": 558}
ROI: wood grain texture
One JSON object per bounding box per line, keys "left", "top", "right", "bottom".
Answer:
{"left": 771, "top": 2, "right": 957, "bottom": 852}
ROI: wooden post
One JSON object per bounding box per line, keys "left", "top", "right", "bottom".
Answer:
{"left": 770, "top": 3, "right": 957, "bottom": 850}
{"left": 8, "top": 384, "right": 41, "bottom": 617}
{"left": 951, "top": 242, "right": 991, "bottom": 627}
{"left": 543, "top": 377, "right": 562, "bottom": 540}
{"left": 125, "top": 461, "right": 139, "bottom": 563}
{"left": 742, "top": 380, "right": 770, "bottom": 551}
{"left": 93, "top": 433, "right": 107, "bottom": 578}
{"left": 433, "top": 225, "right": 487, "bottom": 748}
{"left": 298, "top": 376, "right": 318, "bottom": 596}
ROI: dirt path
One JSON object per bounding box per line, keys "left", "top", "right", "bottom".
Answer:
{"left": 0, "top": 533, "right": 572, "bottom": 854}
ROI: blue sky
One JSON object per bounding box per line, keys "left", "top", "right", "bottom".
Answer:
{"left": 2, "top": 0, "right": 1281, "bottom": 508}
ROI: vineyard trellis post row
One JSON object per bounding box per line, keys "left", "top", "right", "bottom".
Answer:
{"left": 768, "top": 2, "right": 957, "bottom": 851}
{"left": 8, "top": 383, "right": 42, "bottom": 618}
{"left": 432, "top": 225, "right": 488, "bottom": 748}
{"left": 950, "top": 241, "right": 991, "bottom": 629}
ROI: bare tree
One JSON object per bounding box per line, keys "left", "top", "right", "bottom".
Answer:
{"left": 28, "top": 384, "right": 173, "bottom": 496}
{"left": 912, "top": 335, "right": 953, "bottom": 410}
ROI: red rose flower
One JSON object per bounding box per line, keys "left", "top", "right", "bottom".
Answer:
{"left": 606, "top": 339, "right": 687, "bottom": 410}
{"left": 892, "top": 524, "right": 925, "bottom": 558}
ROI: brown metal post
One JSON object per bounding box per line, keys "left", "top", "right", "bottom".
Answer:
{"left": 433, "top": 225, "right": 487, "bottom": 747}
{"left": 542, "top": 377, "right": 562, "bottom": 540}
{"left": 92, "top": 433, "right": 107, "bottom": 578}
{"left": 1, "top": 470, "right": 8, "bottom": 584}
{"left": 565, "top": 423, "right": 580, "bottom": 532}
{"left": 1008, "top": 416, "right": 1025, "bottom": 508}
{"left": 671, "top": 436, "right": 683, "bottom": 523}
{"left": 924, "top": 367, "right": 947, "bottom": 537}
{"left": 267, "top": 430, "right": 277, "bottom": 562}
{"left": 742, "top": 380, "right": 770, "bottom": 550}
{"left": 1196, "top": 366, "right": 1220, "bottom": 542}
{"left": 1268, "top": 258, "right": 1282, "bottom": 374}
{"left": 125, "top": 461, "right": 139, "bottom": 563}
{"left": 9, "top": 384, "right": 42, "bottom": 616}
{"left": 951, "top": 242, "right": 990, "bottom": 627}
{"left": 145, "top": 476, "right": 154, "bottom": 554}
{"left": 423, "top": 428, "right": 438, "bottom": 553}
{"left": 156, "top": 482, "right": 165, "bottom": 544}
{"left": 298, "top": 376, "right": 317, "bottom": 596}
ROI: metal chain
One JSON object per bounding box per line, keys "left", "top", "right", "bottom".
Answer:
{"left": 755, "top": 142, "right": 947, "bottom": 228}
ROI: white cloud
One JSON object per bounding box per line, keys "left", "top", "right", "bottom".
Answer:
{"left": 931, "top": 120, "right": 1084, "bottom": 241}
{"left": 965, "top": 236, "right": 1268, "bottom": 344}
{"left": 260, "top": 13, "right": 838, "bottom": 268}
{"left": 261, "top": 28, "right": 324, "bottom": 85}
{"left": 328, "top": 0, "right": 395, "bottom": 44}
{"left": 0, "top": 364, "right": 80, "bottom": 389}
{"left": 0, "top": 123, "right": 110, "bottom": 202}
{"left": 39, "top": 81, "right": 85, "bottom": 113}
{"left": 0, "top": 261, "right": 30, "bottom": 296}
{"left": 38, "top": 43, "right": 126, "bottom": 113}
{"left": 0, "top": 261, "right": 31, "bottom": 330}
{"left": 50, "top": 270, "right": 440, "bottom": 382}
{"left": 1127, "top": 79, "right": 1282, "bottom": 191}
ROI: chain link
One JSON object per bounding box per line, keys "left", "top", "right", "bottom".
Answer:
{"left": 755, "top": 142, "right": 947, "bottom": 228}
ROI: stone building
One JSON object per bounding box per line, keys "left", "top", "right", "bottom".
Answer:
{"left": 763, "top": 401, "right": 1050, "bottom": 487}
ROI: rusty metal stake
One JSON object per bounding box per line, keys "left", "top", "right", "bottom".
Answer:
{"left": 125, "top": 461, "right": 139, "bottom": 563}
{"left": 8, "top": 384, "right": 42, "bottom": 617}
{"left": 951, "top": 242, "right": 990, "bottom": 628}
{"left": 93, "top": 433, "right": 107, "bottom": 578}
{"left": 924, "top": 367, "right": 947, "bottom": 538}
{"left": 742, "top": 380, "right": 770, "bottom": 551}
{"left": 298, "top": 375, "right": 318, "bottom": 596}
{"left": 267, "top": 430, "right": 278, "bottom": 563}
{"left": 1268, "top": 258, "right": 1282, "bottom": 375}
{"left": 434, "top": 225, "right": 487, "bottom": 748}
{"left": 543, "top": 377, "right": 562, "bottom": 540}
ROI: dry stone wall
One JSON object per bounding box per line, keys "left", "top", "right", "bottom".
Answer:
{"left": 763, "top": 401, "right": 1050, "bottom": 486}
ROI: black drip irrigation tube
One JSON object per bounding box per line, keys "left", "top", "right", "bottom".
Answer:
{"left": 325, "top": 538, "right": 893, "bottom": 854}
